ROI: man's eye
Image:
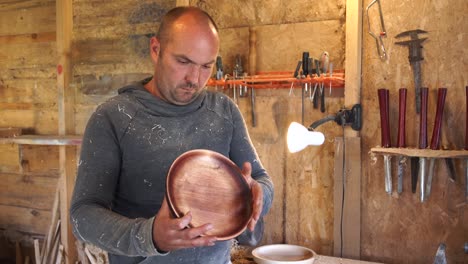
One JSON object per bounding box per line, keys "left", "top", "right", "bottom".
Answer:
{"left": 178, "top": 59, "right": 189, "bottom": 64}
{"left": 202, "top": 64, "right": 213, "bottom": 69}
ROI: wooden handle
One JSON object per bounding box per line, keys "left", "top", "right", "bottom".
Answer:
{"left": 378, "top": 88, "right": 391, "bottom": 147}
{"left": 302, "top": 52, "right": 309, "bottom": 76}
{"left": 419, "top": 87, "right": 429, "bottom": 149}
{"left": 430, "top": 88, "right": 447, "bottom": 149}
{"left": 249, "top": 27, "right": 257, "bottom": 76}
{"left": 397, "top": 88, "right": 407, "bottom": 148}
{"left": 466, "top": 86, "right": 468, "bottom": 150}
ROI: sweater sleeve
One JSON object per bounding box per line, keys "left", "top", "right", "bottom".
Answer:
{"left": 227, "top": 101, "right": 274, "bottom": 218}
{"left": 70, "top": 103, "right": 166, "bottom": 256}
{"left": 227, "top": 101, "right": 274, "bottom": 246}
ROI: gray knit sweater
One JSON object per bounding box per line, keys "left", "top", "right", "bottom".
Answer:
{"left": 70, "top": 78, "right": 274, "bottom": 264}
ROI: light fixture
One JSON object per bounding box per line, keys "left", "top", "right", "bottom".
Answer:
{"left": 287, "top": 104, "right": 362, "bottom": 153}
{"left": 287, "top": 122, "right": 325, "bottom": 153}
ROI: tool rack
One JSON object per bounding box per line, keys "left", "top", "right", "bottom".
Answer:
{"left": 206, "top": 71, "right": 345, "bottom": 90}
{"left": 371, "top": 147, "right": 468, "bottom": 159}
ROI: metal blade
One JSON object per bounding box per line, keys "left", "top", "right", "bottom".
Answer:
{"left": 397, "top": 156, "right": 405, "bottom": 194}
{"left": 445, "top": 158, "right": 457, "bottom": 182}
{"left": 411, "top": 157, "right": 419, "bottom": 193}
{"left": 433, "top": 243, "right": 447, "bottom": 264}
{"left": 384, "top": 155, "right": 392, "bottom": 194}
{"left": 419, "top": 157, "right": 427, "bottom": 202}
{"left": 425, "top": 158, "right": 435, "bottom": 199}
{"left": 466, "top": 159, "right": 468, "bottom": 203}
{"left": 412, "top": 61, "right": 422, "bottom": 114}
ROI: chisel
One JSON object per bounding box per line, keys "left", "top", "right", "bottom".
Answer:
{"left": 378, "top": 88, "right": 392, "bottom": 194}
{"left": 465, "top": 86, "right": 468, "bottom": 202}
{"left": 418, "top": 87, "right": 429, "bottom": 202}
{"left": 425, "top": 88, "right": 447, "bottom": 201}
{"left": 397, "top": 88, "right": 407, "bottom": 194}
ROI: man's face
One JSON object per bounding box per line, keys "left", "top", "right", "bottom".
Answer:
{"left": 150, "top": 23, "right": 219, "bottom": 105}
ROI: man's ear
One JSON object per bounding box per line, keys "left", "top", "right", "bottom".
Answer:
{"left": 149, "top": 36, "right": 161, "bottom": 61}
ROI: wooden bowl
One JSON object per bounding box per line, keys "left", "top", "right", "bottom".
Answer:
{"left": 166, "top": 149, "right": 252, "bottom": 240}
{"left": 252, "top": 244, "right": 317, "bottom": 264}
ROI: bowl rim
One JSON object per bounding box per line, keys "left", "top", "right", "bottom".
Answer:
{"left": 165, "top": 149, "right": 252, "bottom": 240}
{"left": 252, "top": 244, "right": 317, "bottom": 263}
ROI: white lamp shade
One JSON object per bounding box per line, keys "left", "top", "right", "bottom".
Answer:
{"left": 287, "top": 122, "right": 325, "bottom": 153}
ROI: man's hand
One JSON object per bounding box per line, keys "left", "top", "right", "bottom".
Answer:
{"left": 241, "top": 162, "right": 263, "bottom": 231}
{"left": 152, "top": 197, "right": 218, "bottom": 252}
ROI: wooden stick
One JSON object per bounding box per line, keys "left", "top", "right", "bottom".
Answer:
{"left": 76, "top": 241, "right": 90, "bottom": 264}
{"left": 16, "top": 241, "right": 23, "bottom": 264}
{"left": 34, "top": 239, "right": 41, "bottom": 264}
{"left": 24, "top": 256, "right": 30, "bottom": 264}
{"left": 84, "top": 247, "right": 97, "bottom": 264}
{"left": 42, "top": 186, "right": 60, "bottom": 263}
{"left": 45, "top": 221, "right": 61, "bottom": 264}
{"left": 55, "top": 245, "right": 64, "bottom": 264}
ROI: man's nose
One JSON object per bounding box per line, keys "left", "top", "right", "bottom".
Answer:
{"left": 185, "top": 65, "right": 200, "bottom": 84}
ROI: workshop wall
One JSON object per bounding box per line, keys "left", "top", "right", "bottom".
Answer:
{"left": 2, "top": 0, "right": 466, "bottom": 263}
{"left": 361, "top": 0, "right": 467, "bottom": 263}
{"left": 0, "top": 0, "right": 346, "bottom": 259}
{"left": 0, "top": 0, "right": 59, "bottom": 252}
{"left": 190, "top": 0, "right": 346, "bottom": 255}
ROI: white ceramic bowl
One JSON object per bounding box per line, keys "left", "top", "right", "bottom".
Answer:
{"left": 252, "top": 244, "right": 316, "bottom": 264}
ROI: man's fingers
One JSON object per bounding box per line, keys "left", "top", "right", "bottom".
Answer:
{"left": 241, "top": 162, "right": 252, "bottom": 182}
{"left": 183, "top": 223, "right": 214, "bottom": 240}
{"left": 171, "top": 211, "right": 192, "bottom": 230}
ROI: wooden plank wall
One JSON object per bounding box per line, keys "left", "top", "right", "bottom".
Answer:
{"left": 361, "top": 0, "right": 468, "bottom": 263}
{"left": 1, "top": 0, "right": 465, "bottom": 263}
{"left": 0, "top": 0, "right": 346, "bottom": 258}
{"left": 0, "top": 0, "right": 59, "bottom": 247}
{"left": 191, "top": 0, "right": 346, "bottom": 255}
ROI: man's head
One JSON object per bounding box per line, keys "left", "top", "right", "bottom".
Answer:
{"left": 147, "top": 6, "right": 220, "bottom": 105}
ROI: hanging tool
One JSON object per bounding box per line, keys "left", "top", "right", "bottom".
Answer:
{"left": 312, "top": 82, "right": 319, "bottom": 109}
{"left": 251, "top": 87, "right": 256, "bottom": 127}
{"left": 249, "top": 27, "right": 257, "bottom": 127}
{"left": 319, "top": 51, "right": 329, "bottom": 74}
{"left": 329, "top": 63, "right": 334, "bottom": 95}
{"left": 293, "top": 60, "right": 302, "bottom": 78}
{"left": 215, "top": 56, "right": 223, "bottom": 80}
{"left": 433, "top": 243, "right": 447, "bottom": 264}
{"left": 418, "top": 87, "right": 429, "bottom": 202}
{"left": 319, "top": 52, "right": 329, "bottom": 113}
{"left": 301, "top": 52, "right": 310, "bottom": 124}
{"left": 366, "top": 0, "right": 387, "bottom": 60}
{"left": 411, "top": 156, "right": 419, "bottom": 193}
{"left": 320, "top": 83, "right": 325, "bottom": 113}
{"left": 465, "top": 86, "right": 468, "bottom": 202}
{"left": 395, "top": 29, "right": 428, "bottom": 114}
{"left": 425, "top": 88, "right": 447, "bottom": 201}
{"left": 397, "top": 88, "right": 407, "bottom": 194}
{"left": 378, "top": 88, "right": 392, "bottom": 194}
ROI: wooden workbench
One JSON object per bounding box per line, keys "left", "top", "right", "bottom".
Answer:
{"left": 231, "top": 246, "right": 383, "bottom": 264}
{"left": 232, "top": 254, "right": 383, "bottom": 264}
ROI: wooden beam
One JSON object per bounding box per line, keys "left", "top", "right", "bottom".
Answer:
{"left": 176, "top": 0, "right": 190, "bottom": 6}
{"left": 371, "top": 147, "right": 468, "bottom": 158}
{"left": 0, "top": 135, "right": 82, "bottom": 146}
{"left": 333, "top": 0, "right": 362, "bottom": 259}
{"left": 333, "top": 137, "right": 361, "bottom": 259}
{"left": 344, "top": 0, "right": 363, "bottom": 137}
{"left": 0, "top": 127, "right": 22, "bottom": 138}
{"left": 0, "top": 32, "right": 56, "bottom": 45}
{"left": 56, "top": 0, "right": 76, "bottom": 263}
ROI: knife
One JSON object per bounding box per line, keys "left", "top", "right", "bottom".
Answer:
{"left": 425, "top": 88, "right": 447, "bottom": 200}
{"left": 378, "top": 88, "right": 392, "bottom": 194}
{"left": 465, "top": 86, "right": 468, "bottom": 203}
{"left": 418, "top": 87, "right": 429, "bottom": 202}
{"left": 397, "top": 88, "right": 407, "bottom": 194}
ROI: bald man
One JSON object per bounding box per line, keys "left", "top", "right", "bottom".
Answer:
{"left": 70, "top": 6, "right": 274, "bottom": 264}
